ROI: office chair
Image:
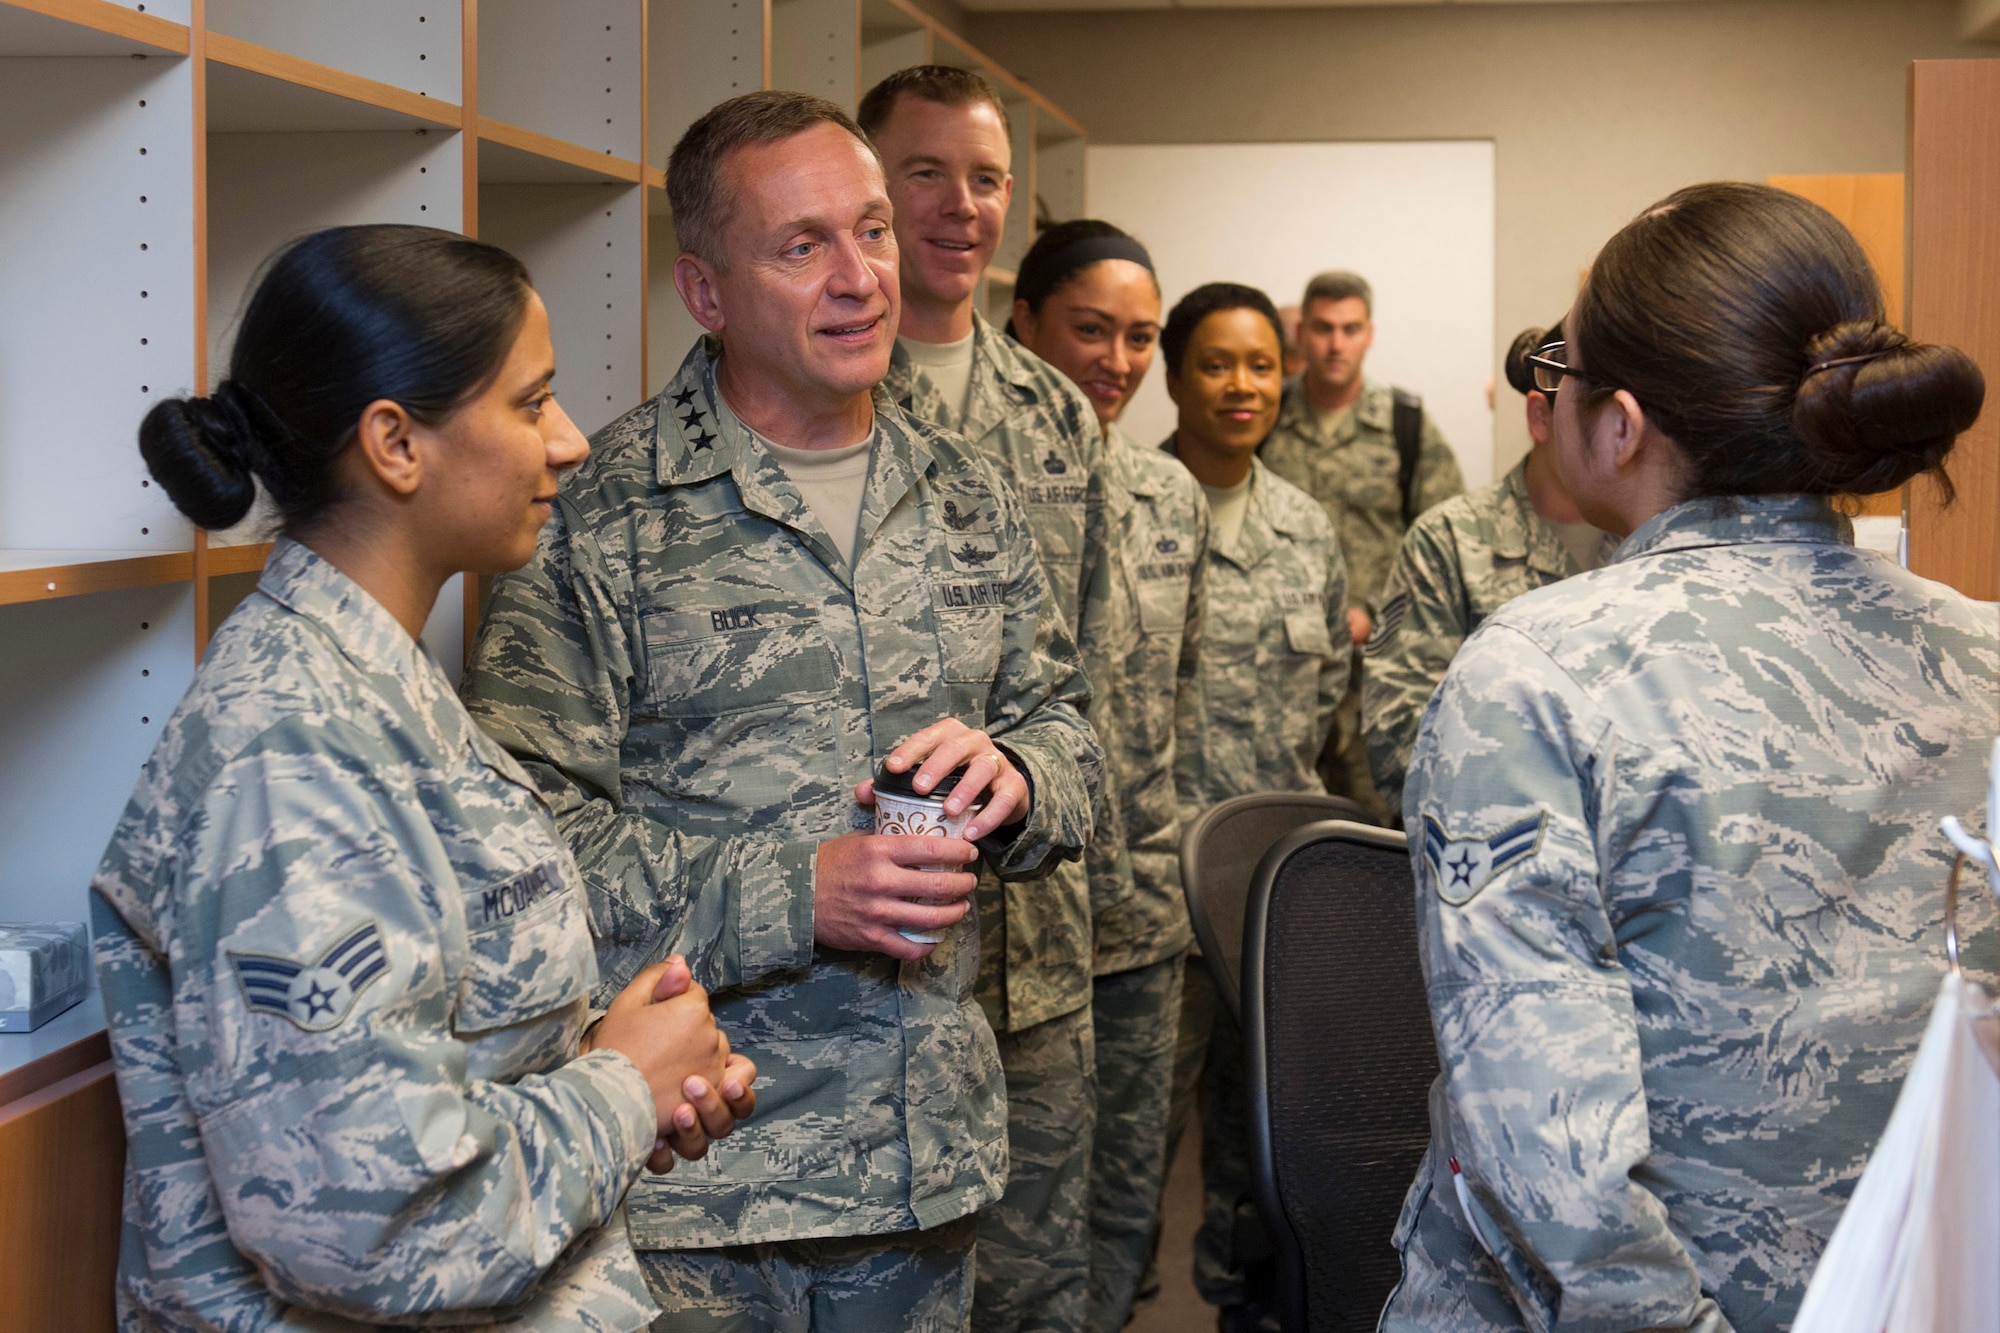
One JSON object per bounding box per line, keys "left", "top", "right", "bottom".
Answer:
{"left": 1179, "top": 791, "right": 1364, "bottom": 1022}
{"left": 1244, "top": 820, "right": 1437, "bottom": 1332}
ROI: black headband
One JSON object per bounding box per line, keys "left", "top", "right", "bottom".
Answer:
{"left": 1018, "top": 234, "right": 1156, "bottom": 308}
{"left": 1042, "top": 234, "right": 1154, "bottom": 276}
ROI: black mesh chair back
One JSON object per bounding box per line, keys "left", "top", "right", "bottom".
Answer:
{"left": 1180, "top": 792, "right": 1365, "bottom": 1022}
{"left": 1245, "top": 821, "right": 1437, "bottom": 1333}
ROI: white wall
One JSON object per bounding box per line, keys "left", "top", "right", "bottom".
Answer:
{"left": 1087, "top": 140, "right": 1495, "bottom": 486}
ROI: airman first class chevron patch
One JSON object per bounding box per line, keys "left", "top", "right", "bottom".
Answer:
{"left": 1421, "top": 811, "right": 1547, "bottom": 905}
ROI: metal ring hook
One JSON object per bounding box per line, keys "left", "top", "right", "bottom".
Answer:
{"left": 1947, "top": 851, "right": 1967, "bottom": 975}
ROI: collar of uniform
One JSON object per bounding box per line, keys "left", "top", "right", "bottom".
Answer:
{"left": 1489, "top": 458, "right": 1536, "bottom": 564}
{"left": 1163, "top": 437, "right": 1287, "bottom": 568}
{"left": 882, "top": 337, "right": 953, "bottom": 422}
{"left": 1096, "top": 423, "right": 1139, "bottom": 522}
{"left": 1106, "top": 421, "right": 1164, "bottom": 500}
{"left": 256, "top": 536, "right": 434, "bottom": 681}
{"left": 653, "top": 337, "right": 739, "bottom": 487}
{"left": 1276, "top": 374, "right": 1388, "bottom": 444}
{"left": 1613, "top": 493, "right": 1851, "bottom": 565}
{"left": 1352, "top": 378, "right": 1394, "bottom": 433}
{"left": 650, "top": 336, "right": 938, "bottom": 573}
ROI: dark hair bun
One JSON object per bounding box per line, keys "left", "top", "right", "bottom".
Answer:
{"left": 1792, "top": 320, "right": 1985, "bottom": 497}
{"left": 138, "top": 381, "right": 274, "bottom": 530}
{"left": 1503, "top": 325, "right": 1548, "bottom": 397}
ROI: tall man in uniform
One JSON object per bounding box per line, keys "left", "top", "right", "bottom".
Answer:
{"left": 859, "top": 65, "right": 1126, "bottom": 1333}
{"left": 461, "top": 91, "right": 1104, "bottom": 1332}
{"left": 1258, "top": 270, "right": 1462, "bottom": 825}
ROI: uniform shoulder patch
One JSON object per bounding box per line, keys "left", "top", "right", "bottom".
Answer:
{"left": 229, "top": 919, "right": 389, "bottom": 1032}
{"left": 1420, "top": 812, "right": 1546, "bottom": 905}
{"left": 1365, "top": 592, "right": 1410, "bottom": 658}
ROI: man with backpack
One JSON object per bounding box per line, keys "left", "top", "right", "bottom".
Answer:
{"left": 1259, "top": 270, "right": 1463, "bottom": 826}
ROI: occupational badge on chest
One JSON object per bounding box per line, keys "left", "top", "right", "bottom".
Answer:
{"left": 229, "top": 919, "right": 389, "bottom": 1032}
{"left": 1419, "top": 813, "right": 1546, "bottom": 905}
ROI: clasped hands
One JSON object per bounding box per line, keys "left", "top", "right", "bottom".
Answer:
{"left": 814, "top": 718, "right": 1030, "bottom": 960}
{"left": 584, "top": 955, "right": 758, "bottom": 1174}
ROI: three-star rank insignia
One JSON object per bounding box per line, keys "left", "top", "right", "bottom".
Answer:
{"left": 230, "top": 919, "right": 389, "bottom": 1031}
{"left": 1420, "top": 812, "right": 1546, "bottom": 906}
{"left": 671, "top": 395, "right": 718, "bottom": 451}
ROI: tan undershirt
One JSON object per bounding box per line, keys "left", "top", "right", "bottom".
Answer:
{"left": 1202, "top": 472, "right": 1254, "bottom": 549}
{"left": 1312, "top": 401, "right": 1356, "bottom": 441}
{"left": 899, "top": 331, "right": 977, "bottom": 430}
{"left": 757, "top": 434, "right": 874, "bottom": 570}
{"left": 1551, "top": 519, "right": 1610, "bottom": 573}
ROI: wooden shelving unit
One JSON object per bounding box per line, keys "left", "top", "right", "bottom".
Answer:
{"left": 0, "top": 0, "right": 1086, "bottom": 1059}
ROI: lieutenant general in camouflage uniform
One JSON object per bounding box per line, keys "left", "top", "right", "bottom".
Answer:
{"left": 862, "top": 66, "right": 1126, "bottom": 1333}
{"left": 1157, "top": 284, "right": 1348, "bottom": 1333}
{"left": 1363, "top": 323, "right": 1614, "bottom": 814}
{"left": 95, "top": 225, "right": 753, "bottom": 1333}
{"left": 463, "top": 93, "right": 1103, "bottom": 1332}
{"left": 1386, "top": 182, "right": 1995, "bottom": 1333}
{"left": 1259, "top": 271, "right": 1462, "bottom": 825}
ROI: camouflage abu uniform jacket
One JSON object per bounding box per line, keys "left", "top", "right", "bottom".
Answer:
{"left": 93, "top": 539, "right": 659, "bottom": 1332}
{"left": 1362, "top": 458, "right": 1615, "bottom": 812}
{"left": 885, "top": 313, "right": 1129, "bottom": 1031}
{"left": 462, "top": 340, "right": 1102, "bottom": 1249}
{"left": 1259, "top": 376, "right": 1464, "bottom": 611}
{"left": 1166, "top": 447, "right": 1349, "bottom": 821}
{"left": 1384, "top": 495, "right": 2000, "bottom": 1333}
{"left": 1094, "top": 422, "right": 1208, "bottom": 975}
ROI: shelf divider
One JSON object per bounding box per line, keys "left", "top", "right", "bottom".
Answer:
{"left": 206, "top": 541, "right": 272, "bottom": 577}
{"left": 0, "top": 552, "right": 195, "bottom": 606}
{"left": 479, "top": 115, "right": 643, "bottom": 184}
{"left": 0, "top": 0, "right": 188, "bottom": 54}
{"left": 207, "top": 30, "right": 462, "bottom": 130}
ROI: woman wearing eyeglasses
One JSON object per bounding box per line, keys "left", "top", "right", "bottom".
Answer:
{"left": 1382, "top": 183, "right": 1994, "bottom": 1333}
{"left": 1360, "top": 319, "right": 1613, "bottom": 818}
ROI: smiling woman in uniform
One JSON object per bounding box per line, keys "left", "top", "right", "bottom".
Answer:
{"left": 1158, "top": 280, "right": 1351, "bottom": 1331}
{"left": 93, "top": 224, "right": 755, "bottom": 1331}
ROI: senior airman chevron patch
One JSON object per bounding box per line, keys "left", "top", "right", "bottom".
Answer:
{"left": 229, "top": 919, "right": 388, "bottom": 1032}
{"left": 1421, "top": 812, "right": 1547, "bottom": 905}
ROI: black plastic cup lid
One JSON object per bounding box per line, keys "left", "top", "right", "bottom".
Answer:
{"left": 875, "top": 761, "right": 969, "bottom": 800}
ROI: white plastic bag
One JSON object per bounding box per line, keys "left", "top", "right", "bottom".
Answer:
{"left": 1792, "top": 814, "right": 2000, "bottom": 1333}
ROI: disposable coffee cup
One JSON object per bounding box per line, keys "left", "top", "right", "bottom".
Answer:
{"left": 874, "top": 762, "right": 981, "bottom": 945}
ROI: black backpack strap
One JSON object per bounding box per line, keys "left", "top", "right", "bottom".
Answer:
{"left": 1392, "top": 387, "right": 1424, "bottom": 527}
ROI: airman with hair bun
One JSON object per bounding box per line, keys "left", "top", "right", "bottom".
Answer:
{"left": 1384, "top": 181, "right": 1995, "bottom": 1333}
{"left": 97, "top": 223, "right": 758, "bottom": 1331}
{"left": 1361, "top": 318, "right": 1614, "bottom": 816}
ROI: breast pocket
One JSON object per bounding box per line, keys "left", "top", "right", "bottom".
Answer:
{"left": 455, "top": 857, "right": 593, "bottom": 1034}
{"left": 645, "top": 613, "right": 839, "bottom": 718}
{"left": 1136, "top": 569, "right": 1191, "bottom": 637}
{"left": 939, "top": 607, "right": 1003, "bottom": 685}
{"left": 1284, "top": 607, "right": 1338, "bottom": 660}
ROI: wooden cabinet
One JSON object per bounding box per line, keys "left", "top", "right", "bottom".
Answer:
{"left": 1906, "top": 60, "right": 2000, "bottom": 600}
{"left": 0, "top": 1033, "right": 122, "bottom": 1333}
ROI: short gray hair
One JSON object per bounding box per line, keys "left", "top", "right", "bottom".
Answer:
{"left": 667, "top": 90, "right": 880, "bottom": 266}
{"left": 1302, "top": 269, "right": 1373, "bottom": 316}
